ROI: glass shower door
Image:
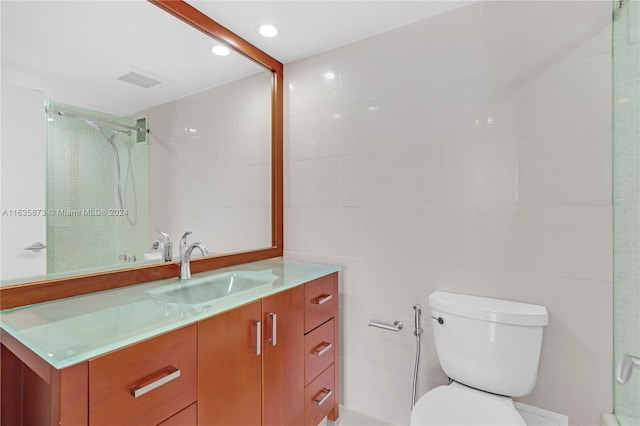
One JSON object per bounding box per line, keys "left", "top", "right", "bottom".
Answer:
{"left": 613, "top": 0, "right": 640, "bottom": 424}
{"left": 46, "top": 101, "right": 149, "bottom": 275}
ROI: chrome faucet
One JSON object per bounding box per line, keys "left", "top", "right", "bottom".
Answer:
{"left": 179, "top": 231, "right": 211, "bottom": 279}
{"left": 151, "top": 228, "right": 172, "bottom": 262}
{"left": 179, "top": 231, "right": 193, "bottom": 261}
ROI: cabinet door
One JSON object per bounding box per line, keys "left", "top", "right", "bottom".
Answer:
{"left": 262, "top": 286, "right": 304, "bottom": 426}
{"left": 198, "top": 300, "right": 262, "bottom": 426}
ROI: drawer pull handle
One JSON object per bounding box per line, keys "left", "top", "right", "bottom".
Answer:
{"left": 312, "top": 294, "right": 332, "bottom": 305}
{"left": 130, "top": 367, "right": 180, "bottom": 398}
{"left": 252, "top": 320, "right": 261, "bottom": 355}
{"left": 313, "top": 342, "right": 333, "bottom": 357}
{"left": 313, "top": 388, "right": 333, "bottom": 406}
{"left": 268, "top": 313, "right": 277, "bottom": 346}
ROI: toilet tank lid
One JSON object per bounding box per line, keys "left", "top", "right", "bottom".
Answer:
{"left": 429, "top": 292, "right": 548, "bottom": 326}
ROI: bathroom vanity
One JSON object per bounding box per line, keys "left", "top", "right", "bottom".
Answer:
{"left": 0, "top": 260, "right": 340, "bottom": 426}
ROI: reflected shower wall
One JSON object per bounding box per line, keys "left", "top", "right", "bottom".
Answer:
{"left": 613, "top": 0, "right": 640, "bottom": 424}
{"left": 45, "top": 102, "right": 149, "bottom": 274}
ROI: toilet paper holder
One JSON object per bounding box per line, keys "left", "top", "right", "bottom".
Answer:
{"left": 368, "top": 320, "right": 404, "bottom": 332}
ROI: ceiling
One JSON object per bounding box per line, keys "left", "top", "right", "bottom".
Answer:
{"left": 1, "top": 1, "right": 469, "bottom": 117}
{"left": 187, "top": 1, "right": 472, "bottom": 64}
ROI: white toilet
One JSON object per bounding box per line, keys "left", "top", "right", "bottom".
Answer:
{"left": 410, "top": 291, "right": 548, "bottom": 426}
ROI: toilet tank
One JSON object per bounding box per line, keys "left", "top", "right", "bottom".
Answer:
{"left": 429, "top": 291, "right": 548, "bottom": 397}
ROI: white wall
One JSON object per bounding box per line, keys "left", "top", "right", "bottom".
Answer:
{"left": 0, "top": 80, "right": 47, "bottom": 280}
{"left": 147, "top": 71, "right": 272, "bottom": 255}
{"left": 284, "top": 2, "right": 612, "bottom": 425}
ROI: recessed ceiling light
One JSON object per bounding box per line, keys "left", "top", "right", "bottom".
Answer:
{"left": 212, "top": 45, "right": 231, "bottom": 56}
{"left": 258, "top": 24, "right": 278, "bottom": 38}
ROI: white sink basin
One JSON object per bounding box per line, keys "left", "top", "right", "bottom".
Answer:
{"left": 148, "top": 270, "right": 277, "bottom": 306}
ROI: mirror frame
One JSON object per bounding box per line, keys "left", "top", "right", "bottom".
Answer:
{"left": 0, "top": 0, "right": 283, "bottom": 309}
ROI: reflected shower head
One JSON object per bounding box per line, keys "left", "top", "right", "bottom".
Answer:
{"left": 83, "top": 119, "right": 131, "bottom": 141}
{"left": 82, "top": 119, "right": 112, "bottom": 143}
{"left": 83, "top": 119, "right": 101, "bottom": 132}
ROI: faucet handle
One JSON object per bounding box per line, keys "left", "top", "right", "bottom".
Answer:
{"left": 155, "top": 228, "right": 171, "bottom": 243}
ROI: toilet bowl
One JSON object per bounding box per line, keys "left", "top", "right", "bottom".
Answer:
{"left": 410, "top": 291, "right": 548, "bottom": 426}
{"left": 410, "top": 382, "right": 526, "bottom": 426}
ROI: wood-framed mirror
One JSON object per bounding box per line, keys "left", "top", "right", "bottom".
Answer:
{"left": 0, "top": 0, "right": 283, "bottom": 309}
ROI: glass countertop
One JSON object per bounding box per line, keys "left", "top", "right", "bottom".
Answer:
{"left": 0, "top": 259, "right": 340, "bottom": 369}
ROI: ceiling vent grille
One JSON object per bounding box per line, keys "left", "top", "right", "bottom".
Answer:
{"left": 117, "top": 71, "right": 164, "bottom": 89}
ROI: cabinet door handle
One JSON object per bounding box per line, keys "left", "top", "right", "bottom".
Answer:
{"left": 252, "top": 320, "right": 261, "bottom": 355}
{"left": 313, "top": 388, "right": 333, "bottom": 406}
{"left": 268, "top": 312, "right": 277, "bottom": 346}
{"left": 313, "top": 342, "right": 332, "bottom": 357}
{"left": 312, "top": 294, "right": 332, "bottom": 305}
{"left": 129, "top": 367, "right": 180, "bottom": 398}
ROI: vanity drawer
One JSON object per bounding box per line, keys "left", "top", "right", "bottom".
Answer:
{"left": 304, "top": 273, "right": 338, "bottom": 333}
{"left": 304, "top": 318, "right": 335, "bottom": 385}
{"left": 158, "top": 403, "right": 197, "bottom": 426}
{"left": 88, "top": 324, "right": 197, "bottom": 426}
{"left": 304, "top": 364, "right": 336, "bottom": 426}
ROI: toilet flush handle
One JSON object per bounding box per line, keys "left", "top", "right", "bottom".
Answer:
{"left": 431, "top": 316, "right": 445, "bottom": 325}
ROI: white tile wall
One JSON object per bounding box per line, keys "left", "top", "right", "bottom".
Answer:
{"left": 284, "top": 2, "right": 613, "bottom": 425}
{"left": 147, "top": 71, "right": 273, "bottom": 254}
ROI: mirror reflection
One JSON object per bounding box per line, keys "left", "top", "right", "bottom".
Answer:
{"left": 1, "top": 1, "right": 273, "bottom": 284}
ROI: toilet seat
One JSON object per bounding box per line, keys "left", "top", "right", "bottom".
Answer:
{"left": 410, "top": 382, "right": 527, "bottom": 426}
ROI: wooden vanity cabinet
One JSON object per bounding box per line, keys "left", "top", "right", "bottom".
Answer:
{"left": 198, "top": 286, "right": 305, "bottom": 426}
{"left": 303, "top": 273, "right": 339, "bottom": 425}
{"left": 0, "top": 324, "right": 197, "bottom": 426}
{"left": 1, "top": 272, "right": 339, "bottom": 426}
{"left": 0, "top": 334, "right": 89, "bottom": 426}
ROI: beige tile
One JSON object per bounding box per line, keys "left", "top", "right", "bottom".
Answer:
{"left": 285, "top": 206, "right": 362, "bottom": 257}
{"left": 288, "top": 104, "right": 362, "bottom": 161}
{"left": 520, "top": 347, "right": 613, "bottom": 426}
{"left": 288, "top": 158, "right": 340, "bottom": 206}
{"left": 342, "top": 356, "right": 413, "bottom": 425}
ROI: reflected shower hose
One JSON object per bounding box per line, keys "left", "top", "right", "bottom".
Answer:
{"left": 106, "top": 133, "right": 126, "bottom": 210}
{"left": 412, "top": 304, "right": 424, "bottom": 411}
{"left": 84, "top": 119, "right": 128, "bottom": 210}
